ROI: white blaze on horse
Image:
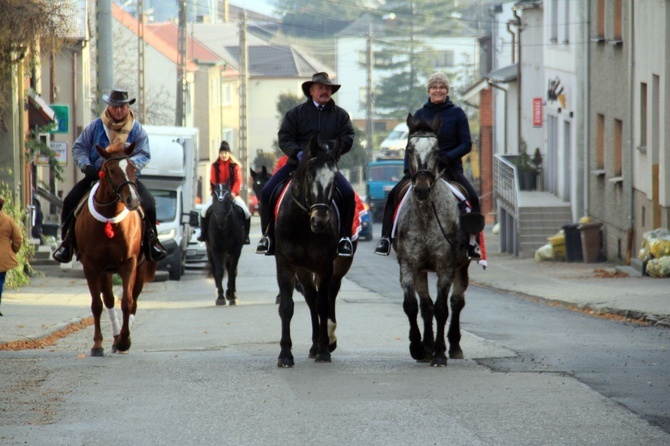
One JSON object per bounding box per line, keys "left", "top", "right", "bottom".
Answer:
{"left": 393, "top": 113, "right": 471, "bottom": 367}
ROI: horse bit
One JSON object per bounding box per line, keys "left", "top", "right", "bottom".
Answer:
{"left": 94, "top": 156, "right": 138, "bottom": 207}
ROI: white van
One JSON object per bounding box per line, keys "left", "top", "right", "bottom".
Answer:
{"left": 379, "top": 123, "right": 408, "bottom": 157}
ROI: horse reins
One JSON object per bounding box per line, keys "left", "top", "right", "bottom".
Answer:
{"left": 94, "top": 156, "right": 138, "bottom": 207}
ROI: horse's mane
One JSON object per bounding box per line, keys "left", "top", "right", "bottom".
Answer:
{"left": 295, "top": 138, "right": 339, "bottom": 178}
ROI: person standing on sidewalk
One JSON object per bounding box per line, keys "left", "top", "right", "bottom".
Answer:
{"left": 255, "top": 72, "right": 356, "bottom": 257}
{"left": 52, "top": 88, "right": 167, "bottom": 263}
{"left": 0, "top": 197, "right": 23, "bottom": 316}
{"left": 198, "top": 141, "right": 251, "bottom": 244}
{"left": 374, "top": 72, "right": 482, "bottom": 260}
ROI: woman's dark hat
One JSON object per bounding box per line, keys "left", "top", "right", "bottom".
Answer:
{"left": 301, "top": 72, "right": 341, "bottom": 97}
{"left": 103, "top": 89, "right": 136, "bottom": 106}
{"left": 219, "top": 141, "right": 231, "bottom": 152}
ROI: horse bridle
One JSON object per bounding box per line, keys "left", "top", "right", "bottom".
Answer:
{"left": 408, "top": 134, "right": 438, "bottom": 187}
{"left": 291, "top": 158, "right": 335, "bottom": 215}
{"left": 95, "top": 156, "right": 138, "bottom": 207}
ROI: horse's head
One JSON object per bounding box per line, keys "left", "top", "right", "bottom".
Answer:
{"left": 405, "top": 113, "right": 441, "bottom": 201}
{"left": 96, "top": 142, "right": 140, "bottom": 210}
{"left": 295, "top": 136, "right": 342, "bottom": 233}
{"left": 211, "top": 183, "right": 233, "bottom": 205}
{"left": 250, "top": 165, "right": 270, "bottom": 199}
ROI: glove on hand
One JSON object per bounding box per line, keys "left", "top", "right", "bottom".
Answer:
{"left": 287, "top": 150, "right": 302, "bottom": 166}
{"left": 84, "top": 164, "right": 98, "bottom": 180}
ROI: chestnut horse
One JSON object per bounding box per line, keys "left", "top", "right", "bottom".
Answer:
{"left": 74, "top": 142, "right": 156, "bottom": 356}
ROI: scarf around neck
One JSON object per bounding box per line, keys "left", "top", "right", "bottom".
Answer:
{"left": 101, "top": 108, "right": 135, "bottom": 145}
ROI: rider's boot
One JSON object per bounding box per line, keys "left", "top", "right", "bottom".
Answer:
{"left": 52, "top": 221, "right": 75, "bottom": 263}
{"left": 197, "top": 214, "right": 209, "bottom": 242}
{"left": 374, "top": 237, "right": 392, "bottom": 256}
{"left": 243, "top": 217, "right": 251, "bottom": 245}
{"left": 337, "top": 237, "right": 353, "bottom": 257}
{"left": 255, "top": 204, "right": 274, "bottom": 255}
{"left": 145, "top": 222, "right": 168, "bottom": 262}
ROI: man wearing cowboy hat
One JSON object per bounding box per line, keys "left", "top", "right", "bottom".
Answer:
{"left": 53, "top": 88, "right": 167, "bottom": 263}
{"left": 255, "top": 72, "right": 356, "bottom": 257}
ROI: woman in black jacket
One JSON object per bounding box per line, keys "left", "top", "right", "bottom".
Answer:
{"left": 374, "top": 72, "right": 482, "bottom": 260}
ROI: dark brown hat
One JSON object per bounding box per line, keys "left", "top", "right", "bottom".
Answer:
{"left": 103, "top": 89, "right": 136, "bottom": 106}
{"left": 301, "top": 72, "right": 341, "bottom": 97}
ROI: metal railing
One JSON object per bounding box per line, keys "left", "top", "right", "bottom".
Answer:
{"left": 494, "top": 154, "right": 520, "bottom": 215}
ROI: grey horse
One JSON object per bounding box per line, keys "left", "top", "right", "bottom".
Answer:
{"left": 393, "top": 113, "right": 471, "bottom": 367}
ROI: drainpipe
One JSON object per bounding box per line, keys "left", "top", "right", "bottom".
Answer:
{"left": 583, "top": 4, "right": 590, "bottom": 217}
{"left": 626, "top": 2, "right": 635, "bottom": 264}
{"left": 512, "top": 9, "right": 522, "bottom": 153}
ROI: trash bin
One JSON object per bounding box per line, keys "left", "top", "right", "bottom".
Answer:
{"left": 578, "top": 222, "right": 603, "bottom": 263}
{"left": 562, "top": 224, "right": 583, "bottom": 262}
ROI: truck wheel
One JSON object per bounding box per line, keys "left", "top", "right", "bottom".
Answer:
{"left": 168, "top": 247, "right": 184, "bottom": 281}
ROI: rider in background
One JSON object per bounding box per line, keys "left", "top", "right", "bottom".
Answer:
{"left": 255, "top": 72, "right": 356, "bottom": 257}
{"left": 198, "top": 141, "right": 251, "bottom": 244}
{"left": 52, "top": 88, "right": 167, "bottom": 263}
{"left": 374, "top": 72, "right": 482, "bottom": 260}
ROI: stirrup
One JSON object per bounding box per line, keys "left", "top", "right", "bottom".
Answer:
{"left": 256, "top": 236, "right": 271, "bottom": 255}
{"left": 337, "top": 237, "right": 353, "bottom": 257}
{"left": 374, "top": 237, "right": 391, "bottom": 256}
{"left": 467, "top": 244, "right": 481, "bottom": 261}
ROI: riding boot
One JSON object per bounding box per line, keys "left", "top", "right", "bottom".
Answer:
{"left": 255, "top": 204, "right": 274, "bottom": 255}
{"left": 198, "top": 214, "right": 209, "bottom": 242}
{"left": 374, "top": 237, "right": 392, "bottom": 256}
{"left": 243, "top": 217, "right": 251, "bottom": 245}
{"left": 52, "top": 220, "right": 75, "bottom": 263}
{"left": 144, "top": 222, "right": 168, "bottom": 262}
{"left": 374, "top": 193, "right": 396, "bottom": 256}
{"left": 337, "top": 237, "right": 353, "bottom": 257}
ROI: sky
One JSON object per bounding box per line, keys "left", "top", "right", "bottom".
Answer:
{"left": 231, "top": 0, "right": 278, "bottom": 17}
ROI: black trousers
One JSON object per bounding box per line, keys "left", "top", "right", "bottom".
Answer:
{"left": 60, "top": 177, "right": 157, "bottom": 238}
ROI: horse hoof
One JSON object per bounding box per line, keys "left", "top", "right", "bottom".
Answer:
{"left": 409, "top": 344, "right": 427, "bottom": 361}
{"left": 277, "top": 357, "right": 295, "bottom": 368}
{"left": 90, "top": 348, "right": 104, "bottom": 357}
{"left": 111, "top": 344, "right": 118, "bottom": 354}
{"left": 115, "top": 338, "right": 131, "bottom": 352}
{"left": 315, "top": 353, "right": 331, "bottom": 363}
{"left": 275, "top": 294, "right": 281, "bottom": 304}
{"left": 215, "top": 298, "right": 227, "bottom": 306}
{"left": 227, "top": 299, "right": 237, "bottom": 306}
{"left": 431, "top": 357, "right": 448, "bottom": 367}
{"left": 329, "top": 341, "right": 337, "bottom": 353}
{"left": 308, "top": 347, "right": 317, "bottom": 359}
{"left": 449, "top": 349, "right": 464, "bottom": 359}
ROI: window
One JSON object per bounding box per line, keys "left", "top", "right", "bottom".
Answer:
{"left": 639, "top": 82, "right": 647, "bottom": 148}
{"left": 596, "top": 0, "right": 605, "bottom": 38}
{"left": 562, "top": 0, "right": 570, "bottom": 43}
{"left": 596, "top": 114, "right": 604, "bottom": 170}
{"left": 430, "top": 50, "right": 454, "bottom": 68}
{"left": 613, "top": 0, "right": 623, "bottom": 40}
{"left": 550, "top": 0, "right": 558, "bottom": 42}
{"left": 614, "top": 118, "right": 622, "bottom": 176}
{"left": 222, "top": 82, "right": 233, "bottom": 106}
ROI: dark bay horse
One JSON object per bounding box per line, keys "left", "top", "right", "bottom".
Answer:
{"left": 75, "top": 142, "right": 157, "bottom": 356}
{"left": 274, "top": 137, "right": 357, "bottom": 367}
{"left": 393, "top": 113, "right": 470, "bottom": 367}
{"left": 250, "top": 165, "right": 271, "bottom": 199}
{"left": 206, "top": 183, "right": 244, "bottom": 306}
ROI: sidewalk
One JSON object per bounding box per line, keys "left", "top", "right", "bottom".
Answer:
{"left": 1, "top": 223, "right": 669, "bottom": 349}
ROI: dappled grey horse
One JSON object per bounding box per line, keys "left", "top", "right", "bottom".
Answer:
{"left": 393, "top": 113, "right": 471, "bottom": 367}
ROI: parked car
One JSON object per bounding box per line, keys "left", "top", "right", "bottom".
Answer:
{"left": 358, "top": 196, "right": 372, "bottom": 241}
{"left": 185, "top": 204, "right": 208, "bottom": 270}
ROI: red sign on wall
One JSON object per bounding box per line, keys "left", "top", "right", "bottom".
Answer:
{"left": 532, "top": 98, "right": 543, "bottom": 127}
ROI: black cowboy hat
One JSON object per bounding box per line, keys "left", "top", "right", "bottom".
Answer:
{"left": 103, "top": 89, "right": 136, "bottom": 106}
{"left": 301, "top": 72, "right": 341, "bottom": 97}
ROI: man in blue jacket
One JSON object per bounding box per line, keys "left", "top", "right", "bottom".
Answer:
{"left": 53, "top": 89, "right": 167, "bottom": 263}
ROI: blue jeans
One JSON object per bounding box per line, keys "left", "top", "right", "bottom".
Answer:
{"left": 0, "top": 271, "right": 6, "bottom": 303}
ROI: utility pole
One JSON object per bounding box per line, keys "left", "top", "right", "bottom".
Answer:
{"left": 137, "top": 0, "right": 146, "bottom": 123}
{"left": 365, "top": 23, "right": 374, "bottom": 162}
{"left": 176, "top": 0, "right": 187, "bottom": 126}
{"left": 96, "top": 0, "right": 114, "bottom": 114}
{"left": 238, "top": 12, "right": 249, "bottom": 201}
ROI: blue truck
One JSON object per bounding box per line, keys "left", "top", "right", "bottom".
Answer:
{"left": 365, "top": 158, "right": 405, "bottom": 222}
